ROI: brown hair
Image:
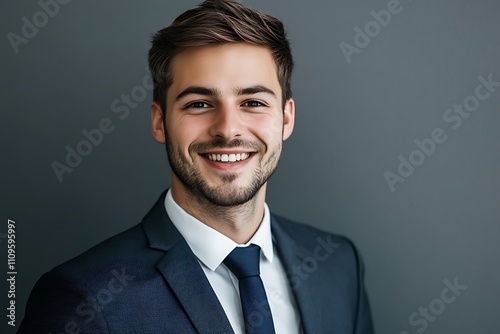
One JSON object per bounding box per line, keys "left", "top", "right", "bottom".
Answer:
{"left": 148, "top": 0, "right": 294, "bottom": 113}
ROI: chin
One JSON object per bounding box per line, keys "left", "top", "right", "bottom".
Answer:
{"left": 200, "top": 182, "right": 261, "bottom": 207}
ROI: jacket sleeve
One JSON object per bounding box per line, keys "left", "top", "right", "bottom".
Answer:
{"left": 352, "top": 243, "right": 374, "bottom": 334}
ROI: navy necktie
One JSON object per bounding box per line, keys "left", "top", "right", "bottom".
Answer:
{"left": 223, "top": 244, "right": 276, "bottom": 334}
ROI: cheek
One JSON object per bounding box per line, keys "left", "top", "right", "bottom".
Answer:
{"left": 251, "top": 114, "right": 283, "bottom": 144}
{"left": 169, "top": 117, "right": 208, "bottom": 153}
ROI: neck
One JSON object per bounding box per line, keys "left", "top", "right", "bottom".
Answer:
{"left": 171, "top": 178, "right": 267, "bottom": 244}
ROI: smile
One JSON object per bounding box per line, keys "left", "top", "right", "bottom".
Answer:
{"left": 204, "top": 153, "right": 251, "bottom": 163}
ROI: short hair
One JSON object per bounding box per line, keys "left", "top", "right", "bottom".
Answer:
{"left": 148, "top": 0, "right": 294, "bottom": 113}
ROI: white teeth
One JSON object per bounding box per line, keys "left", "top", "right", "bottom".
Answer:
{"left": 205, "top": 153, "right": 250, "bottom": 163}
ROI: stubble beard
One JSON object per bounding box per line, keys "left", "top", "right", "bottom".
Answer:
{"left": 165, "top": 134, "right": 282, "bottom": 207}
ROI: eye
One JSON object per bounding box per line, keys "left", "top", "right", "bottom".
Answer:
{"left": 185, "top": 101, "right": 211, "bottom": 109}
{"left": 242, "top": 100, "right": 265, "bottom": 107}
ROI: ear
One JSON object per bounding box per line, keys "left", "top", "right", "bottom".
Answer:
{"left": 151, "top": 101, "right": 166, "bottom": 144}
{"left": 282, "top": 98, "right": 295, "bottom": 141}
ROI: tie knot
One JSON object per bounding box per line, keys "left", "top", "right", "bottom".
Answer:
{"left": 223, "top": 244, "right": 261, "bottom": 279}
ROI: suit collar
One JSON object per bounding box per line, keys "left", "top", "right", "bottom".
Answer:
{"left": 141, "top": 191, "right": 234, "bottom": 333}
{"left": 141, "top": 190, "right": 183, "bottom": 251}
{"left": 156, "top": 241, "right": 234, "bottom": 334}
{"left": 271, "top": 215, "right": 323, "bottom": 334}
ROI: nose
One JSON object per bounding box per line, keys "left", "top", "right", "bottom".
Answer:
{"left": 209, "top": 104, "right": 244, "bottom": 140}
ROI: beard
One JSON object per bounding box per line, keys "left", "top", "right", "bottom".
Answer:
{"left": 165, "top": 134, "right": 282, "bottom": 207}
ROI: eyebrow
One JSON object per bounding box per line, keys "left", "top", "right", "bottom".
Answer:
{"left": 235, "top": 85, "right": 276, "bottom": 98}
{"left": 175, "top": 86, "right": 220, "bottom": 102}
{"left": 175, "top": 85, "right": 276, "bottom": 102}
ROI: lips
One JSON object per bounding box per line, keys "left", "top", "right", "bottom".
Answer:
{"left": 204, "top": 153, "right": 251, "bottom": 163}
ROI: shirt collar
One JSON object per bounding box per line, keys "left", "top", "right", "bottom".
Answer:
{"left": 164, "top": 189, "right": 274, "bottom": 271}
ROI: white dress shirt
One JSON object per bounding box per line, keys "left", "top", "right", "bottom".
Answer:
{"left": 164, "top": 189, "right": 302, "bottom": 334}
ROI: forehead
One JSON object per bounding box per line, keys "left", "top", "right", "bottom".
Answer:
{"left": 168, "top": 43, "right": 280, "bottom": 97}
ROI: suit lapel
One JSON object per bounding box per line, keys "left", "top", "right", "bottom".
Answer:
{"left": 156, "top": 242, "right": 234, "bottom": 333}
{"left": 142, "top": 192, "right": 234, "bottom": 334}
{"left": 271, "top": 215, "right": 323, "bottom": 334}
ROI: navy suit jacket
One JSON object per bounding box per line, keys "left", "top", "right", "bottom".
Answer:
{"left": 18, "top": 192, "right": 373, "bottom": 333}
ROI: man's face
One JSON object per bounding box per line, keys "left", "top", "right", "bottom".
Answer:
{"left": 151, "top": 43, "right": 294, "bottom": 206}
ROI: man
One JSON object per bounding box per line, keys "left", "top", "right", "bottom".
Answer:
{"left": 19, "top": 1, "right": 373, "bottom": 333}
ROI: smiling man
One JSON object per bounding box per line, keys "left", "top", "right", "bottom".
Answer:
{"left": 19, "top": 1, "right": 373, "bottom": 333}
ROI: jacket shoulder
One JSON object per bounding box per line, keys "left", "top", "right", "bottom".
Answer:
{"left": 271, "top": 213, "right": 358, "bottom": 251}
{"left": 50, "top": 223, "right": 153, "bottom": 275}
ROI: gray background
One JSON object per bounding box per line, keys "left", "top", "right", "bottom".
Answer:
{"left": 2, "top": 0, "right": 499, "bottom": 333}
